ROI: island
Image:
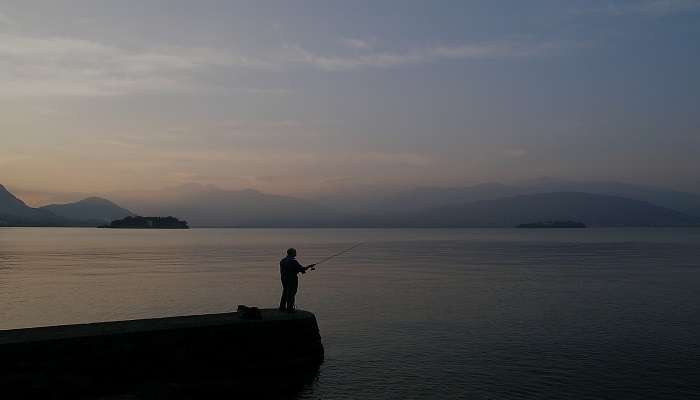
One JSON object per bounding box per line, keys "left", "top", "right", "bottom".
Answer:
{"left": 99, "top": 216, "right": 189, "bottom": 229}
{"left": 516, "top": 221, "right": 586, "bottom": 228}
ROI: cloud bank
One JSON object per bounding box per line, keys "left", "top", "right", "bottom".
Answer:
{"left": 576, "top": 0, "right": 700, "bottom": 17}
{"left": 0, "top": 31, "right": 563, "bottom": 97}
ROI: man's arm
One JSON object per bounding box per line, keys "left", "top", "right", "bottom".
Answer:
{"left": 294, "top": 260, "right": 316, "bottom": 274}
{"left": 293, "top": 259, "right": 306, "bottom": 273}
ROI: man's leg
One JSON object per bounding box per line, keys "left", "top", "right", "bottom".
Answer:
{"left": 279, "top": 281, "right": 288, "bottom": 311}
{"left": 288, "top": 279, "right": 299, "bottom": 311}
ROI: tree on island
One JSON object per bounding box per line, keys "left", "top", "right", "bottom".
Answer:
{"left": 101, "top": 216, "right": 189, "bottom": 229}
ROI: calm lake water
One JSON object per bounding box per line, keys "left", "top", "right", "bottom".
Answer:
{"left": 2, "top": 228, "right": 700, "bottom": 399}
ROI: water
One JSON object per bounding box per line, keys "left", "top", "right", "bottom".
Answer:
{"left": 1, "top": 228, "right": 700, "bottom": 399}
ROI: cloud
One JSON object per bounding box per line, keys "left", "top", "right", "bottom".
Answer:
{"left": 574, "top": 0, "right": 700, "bottom": 17}
{"left": 0, "top": 30, "right": 564, "bottom": 97}
{"left": 638, "top": 0, "right": 700, "bottom": 15}
{"left": 0, "top": 33, "right": 273, "bottom": 97}
{"left": 282, "top": 39, "right": 561, "bottom": 71}
{"left": 354, "top": 151, "right": 433, "bottom": 167}
{"left": 0, "top": 76, "right": 186, "bottom": 97}
{"left": 0, "top": 12, "right": 14, "bottom": 27}
{"left": 232, "top": 87, "right": 292, "bottom": 95}
{"left": 0, "top": 152, "right": 32, "bottom": 165}
{"left": 503, "top": 148, "right": 528, "bottom": 158}
{"left": 340, "top": 38, "right": 373, "bottom": 50}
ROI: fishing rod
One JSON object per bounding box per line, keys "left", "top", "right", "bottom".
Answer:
{"left": 308, "top": 242, "right": 364, "bottom": 270}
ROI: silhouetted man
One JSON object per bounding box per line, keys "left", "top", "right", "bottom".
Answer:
{"left": 279, "top": 248, "right": 315, "bottom": 312}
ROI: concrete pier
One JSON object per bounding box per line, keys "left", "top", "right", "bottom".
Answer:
{"left": 0, "top": 309, "right": 323, "bottom": 396}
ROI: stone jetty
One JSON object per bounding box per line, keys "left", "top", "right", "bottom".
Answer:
{"left": 0, "top": 309, "right": 323, "bottom": 396}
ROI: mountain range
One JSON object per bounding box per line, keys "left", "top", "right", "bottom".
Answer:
{"left": 0, "top": 184, "right": 132, "bottom": 227}
{"left": 350, "top": 192, "right": 696, "bottom": 227}
{"left": 1, "top": 181, "right": 699, "bottom": 228}
{"left": 317, "top": 179, "right": 700, "bottom": 218}
{"left": 0, "top": 184, "right": 62, "bottom": 226}
{"left": 117, "top": 184, "right": 341, "bottom": 227}
{"left": 41, "top": 197, "right": 134, "bottom": 223}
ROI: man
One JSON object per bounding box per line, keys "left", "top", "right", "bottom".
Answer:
{"left": 279, "top": 248, "right": 315, "bottom": 312}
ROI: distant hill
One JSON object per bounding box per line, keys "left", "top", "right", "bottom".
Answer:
{"left": 320, "top": 180, "right": 700, "bottom": 219}
{"left": 122, "top": 184, "right": 343, "bottom": 227}
{"left": 41, "top": 197, "right": 134, "bottom": 223}
{"left": 393, "top": 192, "right": 699, "bottom": 227}
{"left": 0, "top": 184, "right": 64, "bottom": 226}
{"left": 521, "top": 179, "right": 700, "bottom": 218}
{"left": 1, "top": 184, "right": 43, "bottom": 217}
{"left": 314, "top": 182, "right": 522, "bottom": 213}
{"left": 0, "top": 185, "right": 130, "bottom": 227}
{"left": 371, "top": 182, "right": 523, "bottom": 212}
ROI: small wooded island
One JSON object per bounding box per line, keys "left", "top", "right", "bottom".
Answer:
{"left": 99, "top": 216, "right": 189, "bottom": 229}
{"left": 517, "top": 221, "right": 586, "bottom": 228}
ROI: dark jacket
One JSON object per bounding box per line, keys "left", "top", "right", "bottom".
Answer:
{"left": 280, "top": 256, "right": 305, "bottom": 281}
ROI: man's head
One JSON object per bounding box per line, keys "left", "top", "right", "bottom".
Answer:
{"left": 287, "top": 248, "right": 297, "bottom": 257}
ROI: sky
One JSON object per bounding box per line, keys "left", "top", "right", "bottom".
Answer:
{"left": 1, "top": 0, "right": 699, "bottom": 205}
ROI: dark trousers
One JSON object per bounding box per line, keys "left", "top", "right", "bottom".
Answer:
{"left": 279, "top": 277, "right": 299, "bottom": 311}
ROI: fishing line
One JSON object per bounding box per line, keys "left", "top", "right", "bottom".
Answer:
{"left": 312, "top": 242, "right": 364, "bottom": 268}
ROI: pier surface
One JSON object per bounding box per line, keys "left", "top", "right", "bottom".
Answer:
{"left": 0, "top": 309, "right": 323, "bottom": 397}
